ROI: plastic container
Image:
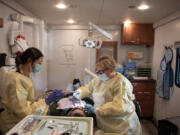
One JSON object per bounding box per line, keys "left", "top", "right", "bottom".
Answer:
{"left": 0, "top": 53, "right": 6, "bottom": 67}
{"left": 124, "top": 62, "right": 136, "bottom": 68}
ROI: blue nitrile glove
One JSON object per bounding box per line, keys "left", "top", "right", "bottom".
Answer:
{"left": 45, "top": 89, "right": 63, "bottom": 105}
{"left": 72, "top": 90, "right": 80, "bottom": 99}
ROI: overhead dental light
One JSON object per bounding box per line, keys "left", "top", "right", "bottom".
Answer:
{"left": 79, "top": 22, "right": 113, "bottom": 49}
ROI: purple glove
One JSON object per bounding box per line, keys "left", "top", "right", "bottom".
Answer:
{"left": 45, "top": 89, "right": 63, "bottom": 105}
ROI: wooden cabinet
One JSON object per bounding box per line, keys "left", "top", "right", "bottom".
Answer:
{"left": 121, "top": 23, "right": 154, "bottom": 45}
{"left": 131, "top": 81, "right": 155, "bottom": 117}
{"left": 0, "top": 18, "right": 3, "bottom": 28}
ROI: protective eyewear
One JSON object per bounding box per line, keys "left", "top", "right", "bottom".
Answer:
{"left": 95, "top": 69, "right": 107, "bottom": 74}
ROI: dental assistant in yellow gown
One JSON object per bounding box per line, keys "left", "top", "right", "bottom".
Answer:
{"left": 0, "top": 47, "right": 47, "bottom": 134}
{"left": 76, "top": 55, "right": 142, "bottom": 135}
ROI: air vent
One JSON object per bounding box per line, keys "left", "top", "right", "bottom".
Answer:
{"left": 69, "top": 4, "right": 78, "bottom": 8}
{"left": 128, "top": 5, "right": 136, "bottom": 9}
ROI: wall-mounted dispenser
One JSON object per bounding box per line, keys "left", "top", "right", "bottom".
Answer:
{"left": 0, "top": 53, "right": 7, "bottom": 67}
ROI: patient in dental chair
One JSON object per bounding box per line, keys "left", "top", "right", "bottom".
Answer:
{"left": 46, "top": 90, "right": 96, "bottom": 125}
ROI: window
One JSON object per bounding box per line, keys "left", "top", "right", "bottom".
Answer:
{"left": 175, "top": 46, "right": 180, "bottom": 87}
{"left": 96, "top": 41, "right": 118, "bottom": 61}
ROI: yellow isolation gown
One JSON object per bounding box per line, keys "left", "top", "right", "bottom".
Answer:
{"left": 78, "top": 72, "right": 142, "bottom": 135}
{"left": 0, "top": 71, "right": 47, "bottom": 134}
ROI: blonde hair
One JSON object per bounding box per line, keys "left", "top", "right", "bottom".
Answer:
{"left": 96, "top": 55, "right": 116, "bottom": 72}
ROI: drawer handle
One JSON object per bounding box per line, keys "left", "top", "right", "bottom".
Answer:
{"left": 137, "top": 92, "right": 143, "bottom": 94}
{"left": 131, "top": 41, "right": 136, "bottom": 43}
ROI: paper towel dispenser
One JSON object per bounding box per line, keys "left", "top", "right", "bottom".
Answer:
{"left": 0, "top": 53, "right": 6, "bottom": 67}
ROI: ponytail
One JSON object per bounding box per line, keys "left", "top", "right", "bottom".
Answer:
{"left": 15, "top": 53, "right": 23, "bottom": 72}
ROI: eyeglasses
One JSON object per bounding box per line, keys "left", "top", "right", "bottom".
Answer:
{"left": 95, "top": 69, "right": 107, "bottom": 74}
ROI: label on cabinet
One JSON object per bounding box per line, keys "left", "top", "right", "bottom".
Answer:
{"left": 128, "top": 52, "right": 143, "bottom": 59}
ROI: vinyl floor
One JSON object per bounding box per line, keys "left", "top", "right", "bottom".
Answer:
{"left": 141, "top": 119, "right": 158, "bottom": 135}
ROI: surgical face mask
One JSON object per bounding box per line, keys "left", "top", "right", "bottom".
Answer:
{"left": 31, "top": 64, "right": 41, "bottom": 73}
{"left": 99, "top": 73, "right": 109, "bottom": 81}
{"left": 74, "top": 83, "right": 80, "bottom": 88}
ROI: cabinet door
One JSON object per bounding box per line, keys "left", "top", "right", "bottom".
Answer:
{"left": 138, "top": 100, "right": 154, "bottom": 117}
{"left": 141, "top": 24, "right": 154, "bottom": 45}
{"left": 121, "top": 23, "right": 140, "bottom": 45}
{"left": 121, "top": 23, "right": 154, "bottom": 45}
{"left": 132, "top": 82, "right": 155, "bottom": 117}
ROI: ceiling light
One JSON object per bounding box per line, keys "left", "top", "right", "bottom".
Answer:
{"left": 56, "top": 3, "right": 67, "bottom": 9}
{"left": 138, "top": 4, "right": 149, "bottom": 10}
{"left": 67, "top": 19, "right": 75, "bottom": 24}
{"left": 124, "top": 20, "right": 131, "bottom": 26}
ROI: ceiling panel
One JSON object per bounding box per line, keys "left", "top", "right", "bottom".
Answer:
{"left": 14, "top": 0, "right": 180, "bottom": 25}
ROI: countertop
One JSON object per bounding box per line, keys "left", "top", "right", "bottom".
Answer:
{"left": 129, "top": 79, "right": 156, "bottom": 83}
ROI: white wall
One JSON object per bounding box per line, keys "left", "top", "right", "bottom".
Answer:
{"left": 48, "top": 29, "right": 93, "bottom": 90}
{"left": 31, "top": 24, "right": 48, "bottom": 95}
{"left": 47, "top": 25, "right": 153, "bottom": 90}
{"left": 0, "top": 0, "right": 35, "bottom": 56}
{"left": 0, "top": 1, "right": 48, "bottom": 96}
{"left": 152, "top": 11, "right": 180, "bottom": 133}
{"left": 0, "top": 3, "right": 15, "bottom": 56}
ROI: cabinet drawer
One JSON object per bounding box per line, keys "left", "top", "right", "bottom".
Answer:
{"left": 134, "top": 91, "right": 154, "bottom": 101}
{"left": 132, "top": 82, "right": 155, "bottom": 92}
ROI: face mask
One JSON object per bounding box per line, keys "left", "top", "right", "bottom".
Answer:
{"left": 99, "top": 73, "right": 109, "bottom": 81}
{"left": 31, "top": 64, "right": 41, "bottom": 73}
{"left": 74, "top": 83, "right": 80, "bottom": 88}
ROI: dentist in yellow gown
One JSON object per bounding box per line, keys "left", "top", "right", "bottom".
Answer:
{"left": 77, "top": 55, "right": 142, "bottom": 135}
{"left": 0, "top": 47, "right": 47, "bottom": 134}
